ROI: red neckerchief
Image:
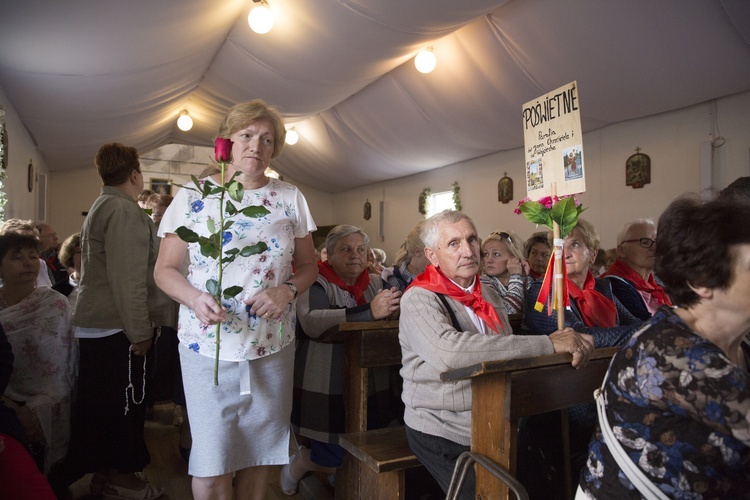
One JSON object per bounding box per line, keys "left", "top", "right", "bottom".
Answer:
{"left": 529, "top": 268, "right": 543, "bottom": 279}
{"left": 567, "top": 271, "right": 617, "bottom": 327}
{"left": 603, "top": 259, "right": 672, "bottom": 307}
{"left": 409, "top": 264, "right": 503, "bottom": 333}
{"left": 318, "top": 261, "right": 370, "bottom": 305}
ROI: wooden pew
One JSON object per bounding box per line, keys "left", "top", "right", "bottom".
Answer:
{"left": 315, "top": 321, "right": 411, "bottom": 500}
{"left": 315, "top": 314, "right": 524, "bottom": 499}
{"left": 440, "top": 346, "right": 619, "bottom": 500}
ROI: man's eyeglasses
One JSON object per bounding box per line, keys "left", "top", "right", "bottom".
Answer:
{"left": 621, "top": 238, "right": 656, "bottom": 249}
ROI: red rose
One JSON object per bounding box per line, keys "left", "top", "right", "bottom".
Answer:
{"left": 214, "top": 137, "right": 233, "bottom": 163}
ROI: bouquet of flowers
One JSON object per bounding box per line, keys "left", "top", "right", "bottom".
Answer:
{"left": 515, "top": 194, "right": 585, "bottom": 319}
{"left": 514, "top": 194, "right": 584, "bottom": 238}
{"left": 175, "top": 138, "right": 270, "bottom": 385}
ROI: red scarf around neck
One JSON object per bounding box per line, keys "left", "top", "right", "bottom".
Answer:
{"left": 567, "top": 271, "right": 617, "bottom": 328}
{"left": 603, "top": 259, "right": 672, "bottom": 307}
{"left": 318, "top": 261, "right": 370, "bottom": 305}
{"left": 409, "top": 264, "right": 503, "bottom": 333}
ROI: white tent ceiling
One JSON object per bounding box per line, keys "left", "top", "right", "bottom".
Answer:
{"left": 1, "top": 0, "right": 749, "bottom": 193}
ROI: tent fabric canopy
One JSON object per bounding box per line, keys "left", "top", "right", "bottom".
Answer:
{"left": 1, "top": 0, "right": 748, "bottom": 192}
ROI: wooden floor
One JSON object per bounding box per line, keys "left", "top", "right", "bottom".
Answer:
{"left": 69, "top": 402, "right": 309, "bottom": 499}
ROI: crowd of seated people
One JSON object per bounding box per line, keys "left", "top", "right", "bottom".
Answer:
{"left": 4, "top": 166, "right": 746, "bottom": 500}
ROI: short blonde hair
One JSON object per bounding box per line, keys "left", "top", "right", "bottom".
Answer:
{"left": 482, "top": 230, "right": 525, "bottom": 260}
{"left": 569, "top": 219, "right": 600, "bottom": 254}
{"left": 394, "top": 220, "right": 427, "bottom": 267}
{"left": 217, "top": 100, "right": 286, "bottom": 159}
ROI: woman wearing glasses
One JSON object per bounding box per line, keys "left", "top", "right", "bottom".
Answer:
{"left": 480, "top": 230, "right": 531, "bottom": 314}
{"left": 525, "top": 219, "right": 642, "bottom": 348}
{"left": 601, "top": 219, "right": 672, "bottom": 320}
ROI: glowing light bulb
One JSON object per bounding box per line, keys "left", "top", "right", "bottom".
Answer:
{"left": 248, "top": 3, "right": 274, "bottom": 34}
{"left": 286, "top": 129, "right": 299, "bottom": 145}
{"left": 415, "top": 48, "right": 437, "bottom": 74}
{"left": 177, "top": 111, "right": 193, "bottom": 131}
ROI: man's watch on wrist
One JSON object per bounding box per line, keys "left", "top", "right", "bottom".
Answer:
{"left": 283, "top": 281, "right": 298, "bottom": 299}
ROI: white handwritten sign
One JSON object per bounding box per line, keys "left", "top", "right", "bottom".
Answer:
{"left": 522, "top": 81, "right": 585, "bottom": 199}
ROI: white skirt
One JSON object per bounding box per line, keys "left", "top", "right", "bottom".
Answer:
{"left": 180, "top": 343, "right": 294, "bottom": 477}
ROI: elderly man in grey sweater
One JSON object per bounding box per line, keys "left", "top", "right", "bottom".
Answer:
{"left": 399, "top": 210, "right": 593, "bottom": 499}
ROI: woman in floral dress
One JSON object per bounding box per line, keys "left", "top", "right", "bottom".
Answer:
{"left": 155, "top": 100, "right": 318, "bottom": 500}
{"left": 0, "top": 233, "right": 76, "bottom": 482}
{"left": 579, "top": 195, "right": 750, "bottom": 498}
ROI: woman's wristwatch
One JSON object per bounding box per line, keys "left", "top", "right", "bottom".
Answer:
{"left": 283, "top": 281, "right": 298, "bottom": 299}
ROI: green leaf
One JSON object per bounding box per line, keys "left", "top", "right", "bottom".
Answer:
{"left": 239, "top": 242, "right": 268, "bottom": 257}
{"left": 221, "top": 255, "right": 238, "bottom": 265}
{"left": 208, "top": 186, "right": 223, "bottom": 196}
{"left": 227, "top": 180, "right": 244, "bottom": 202}
{"left": 239, "top": 205, "right": 271, "bottom": 218}
{"left": 175, "top": 226, "right": 200, "bottom": 243}
{"left": 207, "top": 217, "right": 216, "bottom": 234}
{"left": 225, "top": 201, "right": 237, "bottom": 216}
{"left": 200, "top": 239, "right": 220, "bottom": 259}
{"left": 223, "top": 285, "right": 243, "bottom": 299}
{"left": 206, "top": 279, "right": 219, "bottom": 297}
{"left": 551, "top": 198, "right": 582, "bottom": 238}
{"left": 518, "top": 201, "right": 552, "bottom": 228}
{"left": 224, "top": 248, "right": 240, "bottom": 256}
{"left": 223, "top": 220, "right": 234, "bottom": 231}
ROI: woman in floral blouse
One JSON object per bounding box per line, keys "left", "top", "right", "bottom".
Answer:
{"left": 579, "top": 195, "right": 750, "bottom": 498}
{"left": 0, "top": 233, "right": 76, "bottom": 491}
{"left": 155, "top": 100, "right": 318, "bottom": 500}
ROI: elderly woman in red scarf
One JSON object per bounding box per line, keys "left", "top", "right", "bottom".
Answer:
{"left": 283, "top": 225, "right": 401, "bottom": 495}
{"left": 601, "top": 219, "right": 672, "bottom": 320}
{"left": 525, "top": 219, "right": 642, "bottom": 348}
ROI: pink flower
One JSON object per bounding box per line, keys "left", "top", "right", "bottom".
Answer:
{"left": 214, "top": 137, "right": 233, "bottom": 163}
{"left": 538, "top": 196, "right": 553, "bottom": 209}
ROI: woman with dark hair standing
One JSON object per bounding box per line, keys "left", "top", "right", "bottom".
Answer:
{"left": 579, "top": 196, "right": 750, "bottom": 498}
{"left": 72, "top": 143, "right": 165, "bottom": 499}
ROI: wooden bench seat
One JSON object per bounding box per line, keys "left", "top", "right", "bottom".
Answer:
{"left": 339, "top": 426, "right": 420, "bottom": 500}
{"left": 340, "top": 426, "right": 420, "bottom": 474}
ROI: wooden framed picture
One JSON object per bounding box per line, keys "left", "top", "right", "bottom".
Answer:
{"left": 0, "top": 122, "right": 7, "bottom": 170}
{"left": 150, "top": 178, "right": 172, "bottom": 195}
{"left": 626, "top": 149, "right": 651, "bottom": 189}
{"left": 498, "top": 173, "right": 513, "bottom": 204}
{"left": 27, "top": 160, "right": 33, "bottom": 192}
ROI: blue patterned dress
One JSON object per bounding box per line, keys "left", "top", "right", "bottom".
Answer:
{"left": 580, "top": 306, "right": 750, "bottom": 498}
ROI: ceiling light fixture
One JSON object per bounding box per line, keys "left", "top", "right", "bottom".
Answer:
{"left": 285, "top": 128, "right": 299, "bottom": 145}
{"left": 248, "top": 0, "right": 274, "bottom": 34}
{"left": 415, "top": 47, "right": 437, "bottom": 74}
{"left": 177, "top": 110, "right": 193, "bottom": 131}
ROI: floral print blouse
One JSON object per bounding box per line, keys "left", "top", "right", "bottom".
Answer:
{"left": 580, "top": 306, "right": 750, "bottom": 498}
{"left": 158, "top": 177, "right": 316, "bottom": 362}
